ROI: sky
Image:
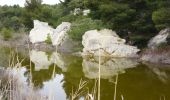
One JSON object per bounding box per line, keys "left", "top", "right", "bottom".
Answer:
{"left": 0, "top": 0, "right": 62, "bottom": 7}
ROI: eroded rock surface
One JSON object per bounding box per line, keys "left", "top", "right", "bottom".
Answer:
{"left": 141, "top": 28, "right": 170, "bottom": 64}
{"left": 29, "top": 20, "right": 71, "bottom": 47}
{"left": 82, "top": 29, "right": 140, "bottom": 57}
{"left": 148, "top": 28, "right": 170, "bottom": 49}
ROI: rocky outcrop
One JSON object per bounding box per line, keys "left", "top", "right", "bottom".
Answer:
{"left": 82, "top": 56, "right": 138, "bottom": 79}
{"left": 82, "top": 29, "right": 140, "bottom": 57}
{"left": 141, "top": 28, "right": 170, "bottom": 65}
{"left": 51, "top": 22, "right": 71, "bottom": 46}
{"left": 140, "top": 47, "right": 170, "bottom": 64}
{"left": 83, "top": 9, "right": 90, "bottom": 16}
{"left": 148, "top": 28, "right": 170, "bottom": 49}
{"left": 29, "top": 20, "right": 71, "bottom": 47}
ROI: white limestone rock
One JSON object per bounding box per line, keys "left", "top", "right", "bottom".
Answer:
{"left": 51, "top": 22, "right": 71, "bottom": 46}
{"left": 148, "top": 28, "right": 170, "bottom": 49}
{"left": 83, "top": 9, "right": 90, "bottom": 16}
{"left": 29, "top": 20, "right": 53, "bottom": 43}
{"left": 82, "top": 29, "right": 140, "bottom": 57}
{"left": 29, "top": 20, "right": 71, "bottom": 47}
{"left": 73, "top": 8, "right": 81, "bottom": 15}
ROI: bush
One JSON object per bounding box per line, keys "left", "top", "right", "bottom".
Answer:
{"left": 1, "top": 28, "right": 12, "bottom": 41}
{"left": 152, "top": 8, "right": 170, "bottom": 31}
{"left": 68, "top": 17, "right": 106, "bottom": 41}
{"left": 45, "top": 34, "right": 52, "bottom": 44}
{"left": 56, "top": 14, "right": 78, "bottom": 26}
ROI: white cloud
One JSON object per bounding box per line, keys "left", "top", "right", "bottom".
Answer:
{"left": 0, "top": 0, "right": 61, "bottom": 7}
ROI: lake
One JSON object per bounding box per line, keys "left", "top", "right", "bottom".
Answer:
{"left": 0, "top": 46, "right": 170, "bottom": 100}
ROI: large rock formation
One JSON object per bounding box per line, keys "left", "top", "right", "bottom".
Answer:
{"left": 82, "top": 56, "right": 138, "bottom": 79}
{"left": 82, "top": 29, "right": 140, "bottom": 57}
{"left": 29, "top": 20, "right": 71, "bottom": 47}
{"left": 148, "top": 28, "right": 170, "bottom": 49}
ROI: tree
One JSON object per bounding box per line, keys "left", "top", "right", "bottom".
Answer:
{"left": 23, "top": 0, "right": 43, "bottom": 28}
{"left": 152, "top": 8, "right": 170, "bottom": 30}
{"left": 25, "top": 0, "right": 42, "bottom": 10}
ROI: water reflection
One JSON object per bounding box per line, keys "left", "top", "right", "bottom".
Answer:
{"left": 82, "top": 56, "right": 138, "bottom": 79}
{"left": 1, "top": 47, "right": 170, "bottom": 100}
{"left": 30, "top": 50, "right": 67, "bottom": 72}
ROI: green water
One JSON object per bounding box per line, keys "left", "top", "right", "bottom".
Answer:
{"left": 0, "top": 46, "right": 170, "bottom": 100}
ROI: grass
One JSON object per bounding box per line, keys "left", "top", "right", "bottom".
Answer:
{"left": 0, "top": 50, "right": 44, "bottom": 100}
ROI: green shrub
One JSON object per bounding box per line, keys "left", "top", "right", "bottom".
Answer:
{"left": 152, "top": 8, "right": 170, "bottom": 31}
{"left": 56, "top": 14, "right": 79, "bottom": 26}
{"left": 45, "top": 34, "right": 52, "bottom": 44}
{"left": 68, "top": 17, "right": 106, "bottom": 41}
{"left": 1, "top": 28, "right": 12, "bottom": 41}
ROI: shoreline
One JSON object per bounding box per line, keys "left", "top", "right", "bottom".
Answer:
{"left": 0, "top": 34, "right": 170, "bottom": 65}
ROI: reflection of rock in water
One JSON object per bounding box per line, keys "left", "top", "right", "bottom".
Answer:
{"left": 30, "top": 50, "right": 52, "bottom": 71}
{"left": 30, "top": 50, "right": 67, "bottom": 72}
{"left": 82, "top": 57, "right": 138, "bottom": 79}
{"left": 144, "top": 63, "right": 170, "bottom": 83}
{"left": 51, "top": 52, "right": 67, "bottom": 72}
{"left": 0, "top": 67, "right": 67, "bottom": 100}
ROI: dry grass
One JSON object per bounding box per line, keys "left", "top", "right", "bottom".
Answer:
{"left": 70, "top": 79, "right": 98, "bottom": 100}
{"left": 0, "top": 50, "right": 48, "bottom": 100}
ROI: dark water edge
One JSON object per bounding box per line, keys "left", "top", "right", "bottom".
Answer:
{"left": 0, "top": 46, "right": 170, "bottom": 100}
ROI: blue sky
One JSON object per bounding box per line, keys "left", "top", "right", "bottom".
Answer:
{"left": 0, "top": 0, "right": 62, "bottom": 7}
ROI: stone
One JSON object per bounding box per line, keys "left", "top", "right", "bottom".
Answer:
{"left": 51, "top": 22, "right": 71, "bottom": 46}
{"left": 82, "top": 29, "right": 140, "bottom": 57}
{"left": 73, "top": 8, "right": 81, "bottom": 15}
{"left": 83, "top": 9, "right": 90, "bottom": 16}
{"left": 140, "top": 48, "right": 170, "bottom": 64}
{"left": 29, "top": 20, "right": 53, "bottom": 43}
{"left": 148, "top": 28, "right": 170, "bottom": 49}
{"left": 29, "top": 20, "right": 71, "bottom": 47}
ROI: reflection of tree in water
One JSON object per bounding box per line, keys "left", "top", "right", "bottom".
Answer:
{"left": 61, "top": 56, "right": 85, "bottom": 98}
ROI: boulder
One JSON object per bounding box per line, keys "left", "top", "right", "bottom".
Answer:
{"left": 82, "top": 29, "right": 140, "bottom": 57}
{"left": 29, "top": 20, "right": 71, "bottom": 47}
{"left": 140, "top": 47, "right": 170, "bottom": 65}
{"left": 51, "top": 22, "right": 71, "bottom": 46}
{"left": 83, "top": 9, "right": 90, "bottom": 16}
{"left": 29, "top": 20, "right": 53, "bottom": 43}
{"left": 148, "top": 28, "right": 170, "bottom": 49}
